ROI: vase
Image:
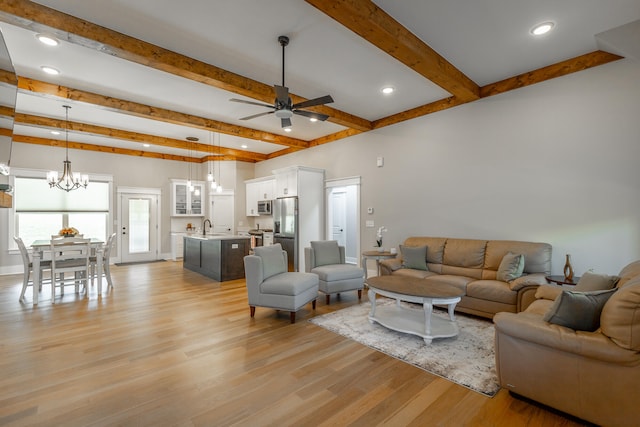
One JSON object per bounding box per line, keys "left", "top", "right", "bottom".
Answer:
{"left": 377, "top": 247, "right": 384, "bottom": 253}
{"left": 563, "top": 254, "right": 574, "bottom": 282}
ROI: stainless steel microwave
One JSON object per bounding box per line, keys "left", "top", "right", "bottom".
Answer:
{"left": 257, "top": 200, "right": 272, "bottom": 215}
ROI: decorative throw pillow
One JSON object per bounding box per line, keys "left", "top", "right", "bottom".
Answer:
{"left": 311, "top": 240, "right": 341, "bottom": 267}
{"left": 400, "top": 245, "right": 428, "bottom": 271}
{"left": 574, "top": 272, "right": 620, "bottom": 292}
{"left": 496, "top": 252, "right": 525, "bottom": 282}
{"left": 543, "top": 288, "right": 617, "bottom": 332}
{"left": 255, "top": 244, "right": 286, "bottom": 279}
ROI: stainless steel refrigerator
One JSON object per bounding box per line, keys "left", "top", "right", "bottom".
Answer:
{"left": 273, "top": 196, "right": 298, "bottom": 271}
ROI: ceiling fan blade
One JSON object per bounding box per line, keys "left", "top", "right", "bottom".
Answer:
{"left": 292, "top": 95, "right": 334, "bottom": 110}
{"left": 281, "top": 117, "right": 292, "bottom": 129}
{"left": 240, "top": 110, "right": 275, "bottom": 121}
{"left": 293, "top": 109, "right": 330, "bottom": 121}
{"left": 229, "top": 98, "right": 274, "bottom": 109}
{"left": 274, "top": 85, "right": 289, "bottom": 105}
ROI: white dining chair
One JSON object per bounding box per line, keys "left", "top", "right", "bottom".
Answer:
{"left": 14, "top": 236, "right": 51, "bottom": 302}
{"left": 50, "top": 236, "right": 91, "bottom": 303}
{"left": 90, "top": 232, "right": 116, "bottom": 289}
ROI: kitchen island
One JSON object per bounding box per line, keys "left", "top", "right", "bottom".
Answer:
{"left": 183, "top": 234, "right": 250, "bottom": 281}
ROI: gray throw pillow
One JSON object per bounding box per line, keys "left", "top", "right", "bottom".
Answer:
{"left": 255, "top": 244, "right": 286, "bottom": 279}
{"left": 400, "top": 245, "right": 428, "bottom": 271}
{"left": 543, "top": 288, "right": 617, "bottom": 332}
{"left": 496, "top": 252, "right": 525, "bottom": 282}
{"left": 311, "top": 240, "right": 341, "bottom": 267}
{"left": 574, "top": 272, "right": 620, "bottom": 292}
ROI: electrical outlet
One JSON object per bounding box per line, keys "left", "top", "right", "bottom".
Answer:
{"left": 366, "top": 220, "right": 375, "bottom": 227}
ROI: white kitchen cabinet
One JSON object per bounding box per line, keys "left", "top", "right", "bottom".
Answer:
{"left": 171, "top": 179, "right": 205, "bottom": 216}
{"left": 275, "top": 169, "right": 297, "bottom": 197}
{"left": 245, "top": 176, "right": 275, "bottom": 216}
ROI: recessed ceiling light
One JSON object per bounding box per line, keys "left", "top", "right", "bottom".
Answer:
{"left": 284, "top": 127, "right": 292, "bottom": 133}
{"left": 50, "top": 130, "right": 60, "bottom": 135}
{"left": 143, "top": 143, "right": 150, "bottom": 147}
{"left": 309, "top": 117, "right": 318, "bottom": 122}
{"left": 531, "top": 21, "right": 555, "bottom": 36}
{"left": 36, "top": 33, "right": 59, "bottom": 46}
{"left": 241, "top": 144, "right": 248, "bottom": 149}
{"left": 381, "top": 86, "right": 395, "bottom": 95}
{"left": 41, "top": 66, "right": 60, "bottom": 75}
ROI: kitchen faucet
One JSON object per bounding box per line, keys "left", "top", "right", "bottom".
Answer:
{"left": 203, "top": 219, "right": 212, "bottom": 235}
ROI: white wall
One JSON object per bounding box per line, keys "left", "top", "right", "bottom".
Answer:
{"left": 255, "top": 59, "right": 640, "bottom": 275}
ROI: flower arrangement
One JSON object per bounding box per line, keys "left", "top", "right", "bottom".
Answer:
{"left": 376, "top": 226, "right": 387, "bottom": 247}
{"left": 59, "top": 227, "right": 79, "bottom": 237}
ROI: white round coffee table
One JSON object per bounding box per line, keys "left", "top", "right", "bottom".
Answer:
{"left": 366, "top": 275, "right": 465, "bottom": 344}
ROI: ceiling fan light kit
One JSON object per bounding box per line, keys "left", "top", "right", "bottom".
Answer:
{"left": 229, "top": 35, "right": 334, "bottom": 130}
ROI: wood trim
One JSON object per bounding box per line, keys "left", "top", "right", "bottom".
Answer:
{"left": 305, "top": 0, "right": 479, "bottom": 102}
{"left": 18, "top": 77, "right": 310, "bottom": 150}
{"left": 14, "top": 113, "right": 268, "bottom": 162}
{"left": 480, "top": 51, "right": 623, "bottom": 98}
{"left": 0, "top": 0, "right": 371, "bottom": 132}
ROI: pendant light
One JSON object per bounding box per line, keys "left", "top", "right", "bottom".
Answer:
{"left": 47, "top": 105, "right": 89, "bottom": 191}
{"left": 216, "top": 133, "right": 222, "bottom": 193}
{"left": 208, "top": 132, "right": 216, "bottom": 189}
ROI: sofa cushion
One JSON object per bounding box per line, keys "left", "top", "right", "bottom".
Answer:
{"left": 442, "top": 238, "right": 487, "bottom": 269}
{"left": 543, "top": 289, "right": 617, "bottom": 332}
{"left": 601, "top": 280, "right": 640, "bottom": 351}
{"left": 400, "top": 245, "right": 428, "bottom": 270}
{"left": 392, "top": 268, "right": 436, "bottom": 279}
{"left": 574, "top": 272, "right": 620, "bottom": 292}
{"left": 496, "top": 252, "right": 525, "bottom": 282}
{"left": 466, "top": 280, "right": 517, "bottom": 305}
{"left": 311, "top": 240, "right": 341, "bottom": 267}
{"left": 254, "top": 244, "right": 286, "bottom": 279}
{"left": 424, "top": 274, "right": 473, "bottom": 293}
{"left": 535, "top": 284, "right": 563, "bottom": 301}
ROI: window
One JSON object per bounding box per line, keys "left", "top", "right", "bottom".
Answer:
{"left": 10, "top": 172, "right": 112, "bottom": 247}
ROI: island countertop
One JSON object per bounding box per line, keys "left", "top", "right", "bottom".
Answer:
{"left": 182, "top": 234, "right": 249, "bottom": 281}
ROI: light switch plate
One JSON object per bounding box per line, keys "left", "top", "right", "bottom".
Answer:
{"left": 377, "top": 156, "right": 384, "bottom": 167}
{"left": 366, "top": 220, "right": 375, "bottom": 227}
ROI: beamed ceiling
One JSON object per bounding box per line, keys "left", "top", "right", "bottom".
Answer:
{"left": 0, "top": 0, "right": 638, "bottom": 165}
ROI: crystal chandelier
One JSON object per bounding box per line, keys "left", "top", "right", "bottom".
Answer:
{"left": 47, "top": 105, "right": 88, "bottom": 191}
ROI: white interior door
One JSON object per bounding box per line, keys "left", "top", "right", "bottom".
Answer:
{"left": 120, "top": 193, "right": 158, "bottom": 263}
{"left": 330, "top": 190, "right": 347, "bottom": 247}
{"left": 210, "top": 193, "right": 234, "bottom": 234}
{"left": 326, "top": 179, "right": 360, "bottom": 265}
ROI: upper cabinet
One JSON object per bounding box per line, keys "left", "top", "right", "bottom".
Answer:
{"left": 275, "top": 168, "right": 298, "bottom": 197}
{"left": 245, "top": 176, "right": 275, "bottom": 216}
{"left": 171, "top": 179, "right": 205, "bottom": 216}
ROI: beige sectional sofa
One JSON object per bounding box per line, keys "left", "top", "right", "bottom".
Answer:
{"left": 379, "top": 237, "right": 552, "bottom": 318}
{"left": 493, "top": 260, "right": 640, "bottom": 426}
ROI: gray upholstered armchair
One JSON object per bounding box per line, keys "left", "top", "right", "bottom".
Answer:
{"left": 244, "top": 243, "right": 319, "bottom": 323}
{"left": 305, "top": 240, "right": 365, "bottom": 304}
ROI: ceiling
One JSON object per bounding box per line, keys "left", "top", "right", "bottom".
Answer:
{"left": 0, "top": 0, "right": 638, "bottom": 165}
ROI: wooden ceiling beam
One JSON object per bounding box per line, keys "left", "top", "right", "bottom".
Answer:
{"left": 0, "top": 0, "right": 371, "bottom": 132}
{"left": 18, "top": 77, "right": 309, "bottom": 150}
{"left": 480, "top": 50, "right": 623, "bottom": 98}
{"left": 13, "top": 135, "right": 203, "bottom": 163}
{"left": 305, "top": 0, "right": 480, "bottom": 102}
{"left": 15, "top": 112, "right": 268, "bottom": 162}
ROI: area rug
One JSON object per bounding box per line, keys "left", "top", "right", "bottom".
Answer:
{"left": 309, "top": 298, "right": 500, "bottom": 396}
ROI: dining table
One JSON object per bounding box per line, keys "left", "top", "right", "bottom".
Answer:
{"left": 30, "top": 237, "right": 105, "bottom": 305}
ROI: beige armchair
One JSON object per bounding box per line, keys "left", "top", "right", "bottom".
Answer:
{"left": 493, "top": 260, "right": 640, "bottom": 426}
{"left": 304, "top": 240, "right": 364, "bottom": 304}
{"left": 244, "top": 244, "right": 319, "bottom": 323}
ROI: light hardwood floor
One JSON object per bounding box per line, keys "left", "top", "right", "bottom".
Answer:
{"left": 0, "top": 261, "right": 589, "bottom": 426}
